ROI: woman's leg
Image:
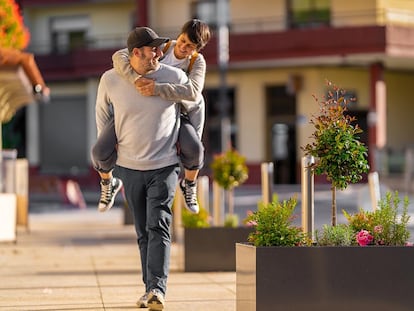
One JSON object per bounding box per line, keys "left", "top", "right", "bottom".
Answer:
{"left": 178, "top": 115, "right": 204, "bottom": 213}
{"left": 91, "top": 116, "right": 123, "bottom": 212}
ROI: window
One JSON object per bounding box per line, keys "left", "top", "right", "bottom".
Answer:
{"left": 191, "top": 0, "right": 229, "bottom": 30}
{"left": 50, "top": 15, "right": 91, "bottom": 53}
{"left": 287, "top": 0, "right": 330, "bottom": 29}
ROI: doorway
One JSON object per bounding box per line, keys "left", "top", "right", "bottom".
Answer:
{"left": 266, "top": 86, "right": 297, "bottom": 184}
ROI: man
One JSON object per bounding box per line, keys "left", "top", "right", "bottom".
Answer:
{"left": 95, "top": 27, "right": 191, "bottom": 310}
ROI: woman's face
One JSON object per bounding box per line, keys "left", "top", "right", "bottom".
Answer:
{"left": 174, "top": 33, "right": 197, "bottom": 59}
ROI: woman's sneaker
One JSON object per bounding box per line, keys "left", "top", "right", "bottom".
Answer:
{"left": 98, "top": 177, "right": 123, "bottom": 212}
{"left": 147, "top": 289, "right": 165, "bottom": 310}
{"left": 136, "top": 292, "right": 149, "bottom": 308}
{"left": 179, "top": 179, "right": 199, "bottom": 214}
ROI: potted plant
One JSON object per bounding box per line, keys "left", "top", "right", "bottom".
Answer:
{"left": 236, "top": 192, "right": 413, "bottom": 311}
{"left": 183, "top": 204, "right": 253, "bottom": 272}
{"left": 235, "top": 81, "right": 414, "bottom": 311}
{"left": 211, "top": 148, "right": 248, "bottom": 225}
{"left": 302, "top": 80, "right": 370, "bottom": 225}
{"left": 182, "top": 149, "right": 251, "bottom": 272}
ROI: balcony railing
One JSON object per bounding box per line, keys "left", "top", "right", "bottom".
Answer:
{"left": 28, "top": 7, "right": 414, "bottom": 56}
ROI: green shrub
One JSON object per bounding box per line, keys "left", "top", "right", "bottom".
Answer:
{"left": 244, "top": 196, "right": 310, "bottom": 247}
{"left": 182, "top": 206, "right": 210, "bottom": 228}
{"left": 315, "top": 224, "right": 355, "bottom": 246}
{"left": 224, "top": 213, "right": 239, "bottom": 228}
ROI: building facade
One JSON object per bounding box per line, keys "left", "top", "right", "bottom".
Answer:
{"left": 18, "top": 0, "right": 414, "bottom": 187}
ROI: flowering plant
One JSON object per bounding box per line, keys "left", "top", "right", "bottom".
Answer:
{"left": 0, "top": 0, "right": 30, "bottom": 49}
{"left": 356, "top": 229, "right": 373, "bottom": 246}
{"left": 343, "top": 191, "right": 410, "bottom": 246}
{"left": 247, "top": 191, "right": 411, "bottom": 247}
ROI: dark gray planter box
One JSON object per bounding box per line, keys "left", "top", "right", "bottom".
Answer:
{"left": 236, "top": 243, "right": 414, "bottom": 311}
{"left": 184, "top": 227, "right": 253, "bottom": 272}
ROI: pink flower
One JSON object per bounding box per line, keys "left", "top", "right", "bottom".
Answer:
{"left": 374, "top": 225, "right": 383, "bottom": 233}
{"left": 246, "top": 220, "right": 257, "bottom": 227}
{"left": 405, "top": 242, "right": 413, "bottom": 247}
{"left": 356, "top": 229, "right": 374, "bottom": 246}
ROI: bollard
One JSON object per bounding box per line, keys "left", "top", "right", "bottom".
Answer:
{"left": 301, "top": 155, "right": 315, "bottom": 241}
{"left": 15, "top": 159, "right": 29, "bottom": 229}
{"left": 368, "top": 171, "right": 380, "bottom": 211}
{"left": 197, "top": 176, "right": 210, "bottom": 214}
{"left": 261, "top": 162, "right": 274, "bottom": 205}
{"left": 404, "top": 148, "right": 413, "bottom": 193}
{"left": 212, "top": 181, "right": 224, "bottom": 226}
{"left": 172, "top": 184, "right": 184, "bottom": 244}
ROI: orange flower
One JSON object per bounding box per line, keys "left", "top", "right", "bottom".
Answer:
{"left": 0, "top": 0, "right": 30, "bottom": 49}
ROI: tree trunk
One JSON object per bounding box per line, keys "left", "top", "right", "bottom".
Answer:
{"left": 227, "top": 188, "right": 234, "bottom": 215}
{"left": 331, "top": 185, "right": 337, "bottom": 226}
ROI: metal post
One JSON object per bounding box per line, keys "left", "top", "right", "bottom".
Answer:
{"left": 212, "top": 181, "right": 224, "bottom": 226}
{"left": 197, "top": 175, "right": 210, "bottom": 214}
{"left": 368, "top": 171, "right": 380, "bottom": 211}
{"left": 261, "top": 162, "right": 274, "bottom": 205}
{"left": 301, "top": 155, "right": 315, "bottom": 241}
{"left": 404, "top": 148, "right": 413, "bottom": 193}
{"left": 217, "top": 0, "right": 230, "bottom": 152}
{"left": 172, "top": 184, "right": 184, "bottom": 244}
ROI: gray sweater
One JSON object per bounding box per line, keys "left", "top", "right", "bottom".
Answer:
{"left": 112, "top": 44, "right": 206, "bottom": 137}
{"left": 96, "top": 63, "right": 188, "bottom": 170}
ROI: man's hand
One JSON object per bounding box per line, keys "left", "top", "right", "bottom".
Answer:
{"left": 135, "top": 77, "right": 155, "bottom": 96}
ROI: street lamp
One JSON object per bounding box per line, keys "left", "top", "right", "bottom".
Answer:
{"left": 216, "top": 0, "right": 231, "bottom": 153}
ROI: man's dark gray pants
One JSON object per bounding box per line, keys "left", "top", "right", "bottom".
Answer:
{"left": 115, "top": 164, "right": 180, "bottom": 296}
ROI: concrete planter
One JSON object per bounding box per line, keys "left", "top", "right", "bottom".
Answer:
{"left": 236, "top": 243, "right": 414, "bottom": 311}
{"left": 184, "top": 227, "right": 253, "bottom": 272}
{"left": 0, "top": 193, "right": 17, "bottom": 242}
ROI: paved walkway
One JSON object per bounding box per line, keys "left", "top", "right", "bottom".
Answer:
{"left": 0, "top": 208, "right": 236, "bottom": 311}
{"left": 2, "top": 180, "right": 414, "bottom": 310}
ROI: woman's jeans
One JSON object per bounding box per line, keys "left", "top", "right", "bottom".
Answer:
{"left": 91, "top": 115, "right": 204, "bottom": 173}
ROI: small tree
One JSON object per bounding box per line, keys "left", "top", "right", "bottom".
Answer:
{"left": 302, "top": 80, "right": 369, "bottom": 226}
{"left": 210, "top": 149, "right": 248, "bottom": 224}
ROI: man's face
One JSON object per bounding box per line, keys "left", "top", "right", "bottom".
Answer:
{"left": 174, "top": 33, "right": 197, "bottom": 59}
{"left": 136, "top": 46, "right": 162, "bottom": 73}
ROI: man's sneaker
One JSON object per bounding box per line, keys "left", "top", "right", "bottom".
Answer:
{"left": 179, "top": 179, "right": 199, "bottom": 214}
{"left": 147, "top": 289, "right": 165, "bottom": 311}
{"left": 98, "top": 177, "right": 123, "bottom": 212}
{"left": 136, "top": 292, "right": 149, "bottom": 308}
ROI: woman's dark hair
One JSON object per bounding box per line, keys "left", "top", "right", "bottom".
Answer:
{"left": 181, "top": 19, "right": 211, "bottom": 51}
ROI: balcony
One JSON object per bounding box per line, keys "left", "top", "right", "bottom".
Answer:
{"left": 33, "top": 22, "right": 414, "bottom": 82}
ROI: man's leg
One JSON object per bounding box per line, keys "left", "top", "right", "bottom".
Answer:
{"left": 116, "top": 166, "right": 149, "bottom": 308}
{"left": 146, "top": 164, "right": 180, "bottom": 310}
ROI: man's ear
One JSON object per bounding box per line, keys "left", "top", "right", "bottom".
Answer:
{"left": 133, "top": 47, "right": 141, "bottom": 58}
